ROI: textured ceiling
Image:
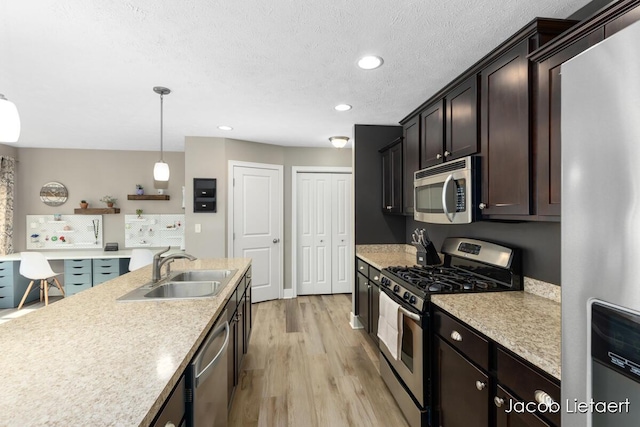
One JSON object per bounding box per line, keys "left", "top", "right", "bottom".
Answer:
{"left": 0, "top": 0, "right": 590, "bottom": 151}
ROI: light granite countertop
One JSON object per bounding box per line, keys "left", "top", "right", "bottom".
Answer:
{"left": 356, "top": 245, "right": 561, "bottom": 380}
{"left": 0, "top": 257, "right": 251, "bottom": 426}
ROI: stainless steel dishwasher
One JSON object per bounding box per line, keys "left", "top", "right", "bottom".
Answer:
{"left": 186, "top": 310, "right": 229, "bottom": 427}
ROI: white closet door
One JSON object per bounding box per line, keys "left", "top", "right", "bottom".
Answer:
{"left": 331, "top": 173, "right": 352, "bottom": 293}
{"left": 298, "top": 173, "right": 332, "bottom": 295}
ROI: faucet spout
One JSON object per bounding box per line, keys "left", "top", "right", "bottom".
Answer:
{"left": 152, "top": 247, "right": 197, "bottom": 282}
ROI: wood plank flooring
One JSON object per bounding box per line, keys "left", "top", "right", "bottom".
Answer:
{"left": 229, "top": 294, "right": 410, "bottom": 427}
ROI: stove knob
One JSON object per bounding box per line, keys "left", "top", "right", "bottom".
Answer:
{"left": 393, "top": 285, "right": 400, "bottom": 293}
{"left": 409, "top": 295, "right": 417, "bottom": 304}
{"left": 403, "top": 292, "right": 410, "bottom": 300}
{"left": 382, "top": 277, "right": 389, "bottom": 286}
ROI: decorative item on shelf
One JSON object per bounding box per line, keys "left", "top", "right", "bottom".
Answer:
{"left": 136, "top": 184, "right": 144, "bottom": 195}
{"left": 63, "top": 225, "right": 71, "bottom": 231}
{"left": 136, "top": 209, "right": 143, "bottom": 219}
{"left": 80, "top": 200, "right": 88, "bottom": 209}
{"left": 99, "top": 195, "right": 117, "bottom": 208}
{"left": 30, "top": 233, "right": 39, "bottom": 243}
{"left": 53, "top": 214, "right": 62, "bottom": 221}
{"left": 92, "top": 219, "right": 100, "bottom": 245}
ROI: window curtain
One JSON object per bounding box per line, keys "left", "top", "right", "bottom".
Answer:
{"left": 0, "top": 156, "right": 16, "bottom": 255}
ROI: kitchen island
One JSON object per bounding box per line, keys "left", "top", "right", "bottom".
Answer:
{"left": 0, "top": 257, "right": 251, "bottom": 426}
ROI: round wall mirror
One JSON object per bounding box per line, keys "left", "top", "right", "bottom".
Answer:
{"left": 40, "top": 182, "right": 68, "bottom": 206}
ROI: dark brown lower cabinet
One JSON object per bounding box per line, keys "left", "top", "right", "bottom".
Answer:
{"left": 369, "top": 281, "right": 380, "bottom": 342}
{"left": 434, "top": 335, "right": 489, "bottom": 427}
{"left": 356, "top": 272, "right": 370, "bottom": 333}
{"left": 495, "top": 385, "right": 551, "bottom": 427}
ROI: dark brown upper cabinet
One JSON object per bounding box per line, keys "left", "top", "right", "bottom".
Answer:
{"left": 380, "top": 138, "right": 403, "bottom": 214}
{"left": 479, "top": 40, "right": 530, "bottom": 217}
{"left": 403, "top": 116, "right": 420, "bottom": 215}
{"left": 420, "top": 75, "right": 479, "bottom": 170}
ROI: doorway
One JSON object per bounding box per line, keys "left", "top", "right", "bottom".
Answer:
{"left": 292, "top": 167, "right": 353, "bottom": 297}
{"left": 228, "top": 161, "right": 283, "bottom": 303}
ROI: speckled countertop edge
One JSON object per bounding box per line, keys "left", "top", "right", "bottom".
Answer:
{"left": 0, "top": 258, "right": 250, "bottom": 427}
{"left": 356, "top": 247, "right": 561, "bottom": 380}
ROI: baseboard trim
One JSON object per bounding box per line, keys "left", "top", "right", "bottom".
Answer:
{"left": 350, "top": 312, "right": 364, "bottom": 329}
{"left": 283, "top": 289, "right": 295, "bottom": 299}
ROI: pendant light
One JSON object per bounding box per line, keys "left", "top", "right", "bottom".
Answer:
{"left": 0, "top": 94, "right": 21, "bottom": 143}
{"left": 153, "top": 86, "right": 171, "bottom": 182}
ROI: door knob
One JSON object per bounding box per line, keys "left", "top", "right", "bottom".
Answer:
{"left": 479, "top": 203, "right": 487, "bottom": 210}
{"left": 273, "top": 238, "right": 280, "bottom": 243}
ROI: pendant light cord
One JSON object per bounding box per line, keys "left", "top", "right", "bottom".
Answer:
{"left": 160, "top": 93, "right": 164, "bottom": 162}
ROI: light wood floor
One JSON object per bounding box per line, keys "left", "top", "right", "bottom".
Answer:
{"left": 229, "top": 294, "right": 410, "bottom": 427}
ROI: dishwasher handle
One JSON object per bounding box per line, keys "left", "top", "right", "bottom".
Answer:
{"left": 194, "top": 320, "right": 230, "bottom": 388}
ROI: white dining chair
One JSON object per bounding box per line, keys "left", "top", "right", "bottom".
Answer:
{"left": 18, "top": 252, "right": 65, "bottom": 309}
{"left": 128, "top": 249, "right": 154, "bottom": 271}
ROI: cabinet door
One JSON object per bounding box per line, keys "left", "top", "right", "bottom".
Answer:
{"left": 369, "top": 283, "right": 380, "bottom": 343}
{"left": 495, "top": 385, "right": 552, "bottom": 427}
{"left": 236, "top": 293, "right": 245, "bottom": 378}
{"left": 434, "top": 336, "right": 489, "bottom": 427}
{"left": 244, "top": 278, "right": 252, "bottom": 352}
{"left": 403, "top": 116, "right": 420, "bottom": 214}
{"left": 381, "top": 141, "right": 403, "bottom": 214}
{"left": 356, "top": 272, "right": 370, "bottom": 333}
{"left": 420, "top": 100, "right": 445, "bottom": 168}
{"left": 535, "top": 31, "right": 604, "bottom": 216}
{"left": 480, "top": 40, "right": 531, "bottom": 216}
{"left": 446, "top": 75, "right": 478, "bottom": 161}
{"left": 226, "top": 305, "right": 236, "bottom": 408}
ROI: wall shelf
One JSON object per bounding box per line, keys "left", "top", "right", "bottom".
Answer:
{"left": 127, "top": 195, "right": 171, "bottom": 201}
{"left": 74, "top": 208, "right": 121, "bottom": 214}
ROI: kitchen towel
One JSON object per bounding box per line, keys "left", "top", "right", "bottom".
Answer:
{"left": 378, "top": 291, "right": 402, "bottom": 360}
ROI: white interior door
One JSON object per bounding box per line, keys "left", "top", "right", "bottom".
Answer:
{"left": 296, "top": 172, "right": 352, "bottom": 295}
{"left": 233, "top": 165, "right": 282, "bottom": 302}
{"left": 331, "top": 173, "right": 352, "bottom": 293}
{"left": 298, "top": 173, "right": 332, "bottom": 295}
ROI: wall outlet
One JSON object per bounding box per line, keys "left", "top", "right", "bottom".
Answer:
{"left": 195, "top": 224, "right": 201, "bottom": 233}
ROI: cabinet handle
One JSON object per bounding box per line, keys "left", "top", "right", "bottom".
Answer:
{"left": 479, "top": 203, "right": 487, "bottom": 210}
{"left": 450, "top": 330, "right": 463, "bottom": 342}
{"left": 359, "top": 265, "right": 365, "bottom": 270}
{"left": 534, "top": 390, "right": 556, "bottom": 407}
{"left": 436, "top": 153, "right": 442, "bottom": 159}
{"left": 444, "top": 151, "right": 451, "bottom": 157}
{"left": 494, "top": 396, "right": 505, "bottom": 407}
{"left": 386, "top": 205, "right": 392, "bottom": 210}
{"left": 475, "top": 381, "right": 486, "bottom": 391}
{"left": 374, "top": 275, "right": 379, "bottom": 281}
{"left": 165, "top": 422, "right": 176, "bottom": 427}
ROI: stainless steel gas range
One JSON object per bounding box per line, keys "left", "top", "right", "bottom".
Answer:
{"left": 377, "top": 237, "right": 522, "bottom": 427}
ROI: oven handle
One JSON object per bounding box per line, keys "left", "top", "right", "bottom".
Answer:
{"left": 442, "top": 173, "right": 455, "bottom": 223}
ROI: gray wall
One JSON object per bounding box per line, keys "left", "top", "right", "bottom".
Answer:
{"left": 15, "top": 148, "right": 185, "bottom": 252}
{"left": 0, "top": 143, "right": 19, "bottom": 158}
{"left": 354, "top": 124, "right": 405, "bottom": 244}
{"left": 184, "top": 137, "right": 352, "bottom": 290}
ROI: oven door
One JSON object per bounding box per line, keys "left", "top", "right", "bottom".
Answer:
{"left": 379, "top": 291, "right": 425, "bottom": 406}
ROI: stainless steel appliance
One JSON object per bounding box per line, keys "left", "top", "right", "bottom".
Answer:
{"left": 186, "top": 310, "right": 230, "bottom": 427}
{"left": 413, "top": 156, "right": 479, "bottom": 224}
{"left": 561, "top": 19, "right": 640, "bottom": 427}
{"left": 378, "top": 237, "right": 521, "bottom": 427}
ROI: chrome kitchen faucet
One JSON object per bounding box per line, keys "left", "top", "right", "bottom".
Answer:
{"left": 152, "top": 247, "right": 197, "bottom": 282}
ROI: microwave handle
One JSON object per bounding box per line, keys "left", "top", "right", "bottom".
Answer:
{"left": 442, "top": 174, "right": 455, "bottom": 223}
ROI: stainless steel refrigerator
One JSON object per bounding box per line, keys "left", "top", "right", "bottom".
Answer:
{"left": 562, "top": 19, "right": 640, "bottom": 427}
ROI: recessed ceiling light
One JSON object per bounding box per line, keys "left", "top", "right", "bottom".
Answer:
{"left": 218, "top": 125, "right": 233, "bottom": 131}
{"left": 334, "top": 104, "right": 352, "bottom": 112}
{"left": 357, "top": 56, "right": 384, "bottom": 70}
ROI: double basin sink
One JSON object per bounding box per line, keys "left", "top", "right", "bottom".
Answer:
{"left": 118, "top": 269, "right": 238, "bottom": 301}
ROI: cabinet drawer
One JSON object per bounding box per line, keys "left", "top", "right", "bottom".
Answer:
{"left": 65, "top": 272, "right": 92, "bottom": 285}
{"left": 65, "top": 259, "right": 92, "bottom": 275}
{"left": 93, "top": 271, "right": 120, "bottom": 285}
{"left": 152, "top": 375, "right": 185, "bottom": 427}
{"left": 434, "top": 309, "right": 489, "bottom": 371}
{"left": 369, "top": 266, "right": 381, "bottom": 285}
{"left": 93, "top": 258, "right": 119, "bottom": 270}
{"left": 356, "top": 258, "right": 369, "bottom": 277}
{"left": 0, "top": 284, "right": 12, "bottom": 297}
{"left": 0, "top": 261, "right": 14, "bottom": 275}
{"left": 65, "top": 282, "right": 92, "bottom": 295}
{"left": 194, "top": 201, "right": 214, "bottom": 211}
{"left": 497, "top": 348, "right": 560, "bottom": 426}
{"left": 0, "top": 273, "right": 14, "bottom": 286}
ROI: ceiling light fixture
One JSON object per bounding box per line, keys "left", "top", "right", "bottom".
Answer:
{"left": 357, "top": 56, "right": 384, "bottom": 70}
{"left": 153, "top": 86, "right": 171, "bottom": 182}
{"left": 329, "top": 136, "right": 349, "bottom": 148}
{"left": 334, "top": 104, "right": 352, "bottom": 112}
{"left": 218, "top": 125, "right": 233, "bottom": 131}
{"left": 0, "top": 94, "right": 21, "bottom": 143}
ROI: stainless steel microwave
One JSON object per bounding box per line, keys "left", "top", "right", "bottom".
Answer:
{"left": 414, "top": 156, "right": 478, "bottom": 224}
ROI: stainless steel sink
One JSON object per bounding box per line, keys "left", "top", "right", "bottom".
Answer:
{"left": 170, "top": 269, "right": 236, "bottom": 282}
{"left": 117, "top": 269, "right": 238, "bottom": 302}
